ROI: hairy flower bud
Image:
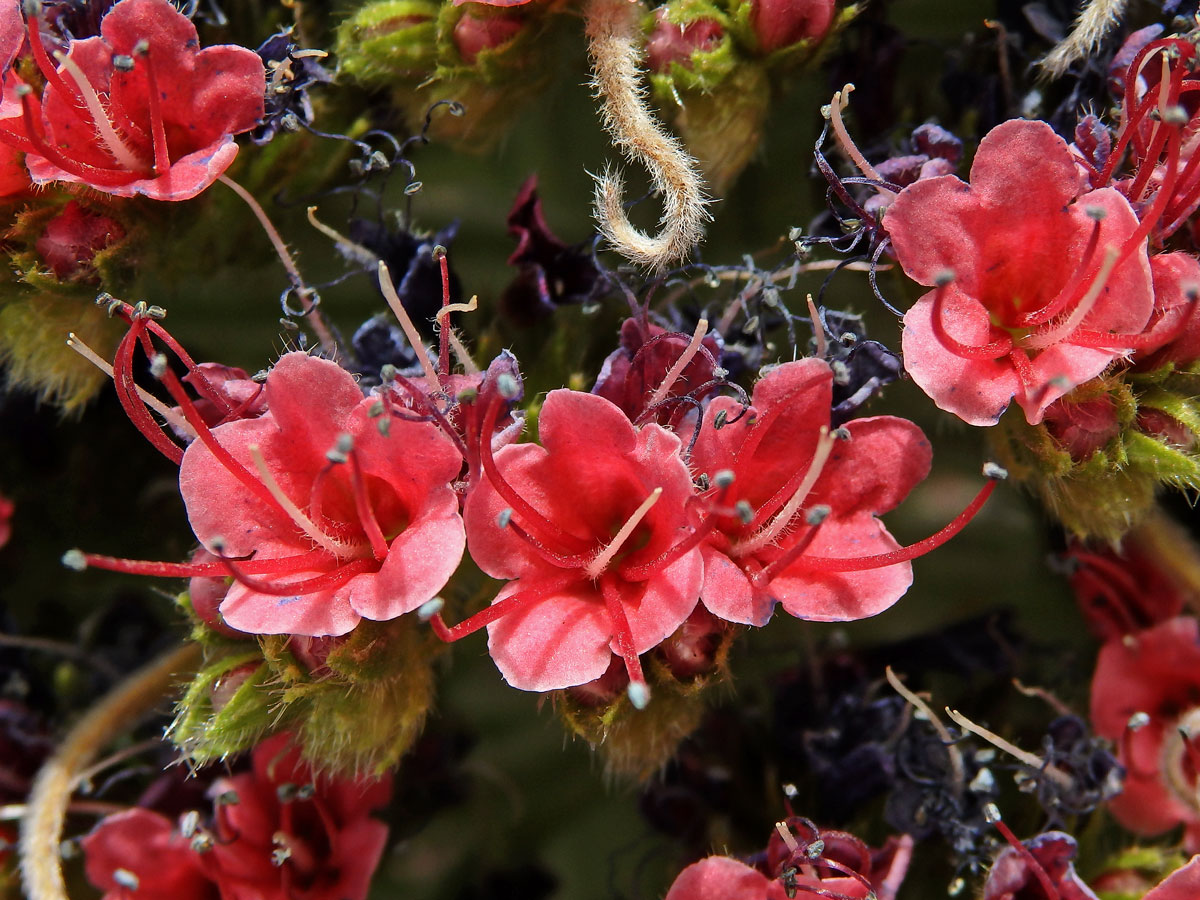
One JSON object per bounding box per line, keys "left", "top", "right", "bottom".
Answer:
{"left": 749, "top": 0, "right": 836, "bottom": 54}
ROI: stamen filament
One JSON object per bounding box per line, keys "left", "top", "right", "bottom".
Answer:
{"left": 600, "top": 575, "right": 649, "bottom": 707}
{"left": 644, "top": 318, "right": 708, "bottom": 411}
{"left": 348, "top": 448, "right": 390, "bottom": 561}
{"left": 428, "top": 575, "right": 577, "bottom": 642}
{"left": 786, "top": 479, "right": 997, "bottom": 573}
{"left": 945, "top": 708, "right": 1074, "bottom": 789}
{"left": 1024, "top": 246, "right": 1121, "bottom": 349}
{"left": 829, "top": 85, "right": 893, "bottom": 191}
{"left": 111, "top": 321, "right": 184, "bottom": 464}
{"left": 987, "top": 811, "right": 1062, "bottom": 900}
{"left": 930, "top": 281, "right": 1014, "bottom": 360}
{"left": 507, "top": 520, "right": 594, "bottom": 569}
{"left": 137, "top": 49, "right": 172, "bottom": 176}
{"left": 216, "top": 555, "right": 375, "bottom": 597}
{"left": 71, "top": 550, "right": 336, "bottom": 578}
{"left": 377, "top": 260, "right": 441, "bottom": 391}
{"left": 435, "top": 294, "right": 480, "bottom": 375}
{"left": 735, "top": 428, "right": 835, "bottom": 557}
{"left": 753, "top": 514, "right": 827, "bottom": 585}
{"left": 436, "top": 250, "right": 451, "bottom": 378}
{"left": 584, "top": 487, "right": 662, "bottom": 580}
{"left": 66, "top": 333, "right": 193, "bottom": 436}
{"left": 248, "top": 445, "right": 348, "bottom": 558}
{"left": 1016, "top": 217, "right": 1102, "bottom": 328}
{"left": 23, "top": 5, "right": 74, "bottom": 102}
{"left": 53, "top": 51, "right": 147, "bottom": 172}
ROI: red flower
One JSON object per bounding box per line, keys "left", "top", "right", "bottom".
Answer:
{"left": 688, "top": 358, "right": 932, "bottom": 626}
{"left": 1064, "top": 539, "right": 1186, "bottom": 641}
{"left": 0, "top": 0, "right": 265, "bottom": 200}
{"left": 1090, "top": 617, "right": 1200, "bottom": 852}
{"left": 81, "top": 735, "right": 392, "bottom": 900}
{"left": 1137, "top": 252, "right": 1200, "bottom": 370}
{"left": 1143, "top": 857, "right": 1200, "bottom": 900}
{"left": 982, "top": 831, "right": 1099, "bottom": 900}
{"left": 750, "top": 0, "right": 835, "bottom": 54}
{"left": 203, "top": 734, "right": 392, "bottom": 900}
{"left": 82, "top": 808, "right": 215, "bottom": 900}
{"left": 35, "top": 200, "right": 124, "bottom": 280}
{"left": 452, "top": 389, "right": 703, "bottom": 699}
{"left": 178, "top": 351, "right": 465, "bottom": 636}
{"left": 887, "top": 119, "right": 1155, "bottom": 426}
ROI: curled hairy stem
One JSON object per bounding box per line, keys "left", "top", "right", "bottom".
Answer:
{"left": 584, "top": 0, "right": 709, "bottom": 271}
{"left": 1039, "top": 0, "right": 1128, "bottom": 79}
{"left": 20, "top": 643, "right": 201, "bottom": 900}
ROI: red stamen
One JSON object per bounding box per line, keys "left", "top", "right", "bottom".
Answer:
{"left": 217, "top": 555, "right": 376, "bottom": 597}
{"left": 753, "top": 514, "right": 828, "bottom": 586}
{"left": 1015, "top": 217, "right": 1102, "bottom": 328}
{"left": 989, "top": 814, "right": 1061, "bottom": 900}
{"left": 437, "top": 249, "right": 451, "bottom": 379}
{"left": 478, "top": 393, "right": 592, "bottom": 555}
{"left": 111, "top": 320, "right": 185, "bottom": 463}
{"left": 388, "top": 374, "right": 468, "bottom": 458}
{"left": 506, "top": 519, "right": 593, "bottom": 569}
{"left": 1009, "top": 348, "right": 1038, "bottom": 405}
{"left": 347, "top": 448, "right": 390, "bottom": 561}
{"left": 136, "top": 47, "right": 172, "bottom": 176}
{"left": 22, "top": 4, "right": 75, "bottom": 105}
{"left": 930, "top": 281, "right": 1014, "bottom": 361}
{"left": 619, "top": 514, "right": 719, "bottom": 581}
{"left": 428, "top": 574, "right": 577, "bottom": 642}
{"left": 72, "top": 548, "right": 337, "bottom": 578}
{"left": 1102, "top": 90, "right": 1158, "bottom": 187}
{"left": 600, "top": 575, "right": 649, "bottom": 707}
{"left": 787, "top": 479, "right": 998, "bottom": 573}
{"left": 16, "top": 89, "right": 135, "bottom": 185}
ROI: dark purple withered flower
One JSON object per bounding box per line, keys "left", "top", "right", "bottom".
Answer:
{"left": 253, "top": 28, "right": 334, "bottom": 145}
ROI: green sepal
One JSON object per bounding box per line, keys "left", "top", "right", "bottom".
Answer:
{"left": 169, "top": 650, "right": 275, "bottom": 763}
{"left": 334, "top": 0, "right": 441, "bottom": 87}
{"left": 645, "top": 0, "right": 738, "bottom": 94}
{"left": 1125, "top": 430, "right": 1200, "bottom": 493}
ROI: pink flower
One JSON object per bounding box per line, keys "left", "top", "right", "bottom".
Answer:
{"left": 982, "top": 831, "right": 1099, "bottom": 900}
{"left": 0, "top": 0, "right": 265, "bottom": 200}
{"left": 750, "top": 0, "right": 835, "bottom": 54}
{"left": 1090, "top": 616, "right": 1200, "bottom": 852}
{"left": 178, "top": 351, "right": 466, "bottom": 637}
{"left": 1064, "top": 539, "right": 1186, "bottom": 641}
{"left": 645, "top": 8, "right": 725, "bottom": 73}
{"left": 887, "top": 119, "right": 1155, "bottom": 426}
{"left": 1137, "top": 252, "right": 1200, "bottom": 370}
{"left": 448, "top": 388, "right": 703, "bottom": 700}
{"left": 688, "top": 358, "right": 932, "bottom": 626}
{"left": 1144, "top": 857, "right": 1200, "bottom": 900}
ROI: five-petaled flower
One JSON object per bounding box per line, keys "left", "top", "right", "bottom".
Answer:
{"left": 887, "top": 118, "right": 1155, "bottom": 426}
{"left": 0, "top": 0, "right": 265, "bottom": 200}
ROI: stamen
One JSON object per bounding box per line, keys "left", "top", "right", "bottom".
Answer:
{"left": 806, "top": 294, "right": 828, "bottom": 358}
{"left": 1024, "top": 246, "right": 1121, "bottom": 349}
{"left": 1016, "top": 212, "right": 1104, "bottom": 328}
{"left": 247, "top": 445, "right": 348, "bottom": 558}
{"left": 478, "top": 393, "right": 592, "bottom": 554}
{"left": 427, "top": 574, "right": 577, "bottom": 642}
{"left": 929, "top": 273, "right": 1014, "bottom": 360}
{"left": 984, "top": 805, "right": 1062, "bottom": 900}
{"left": 66, "top": 332, "right": 193, "bottom": 436}
{"left": 828, "top": 84, "right": 894, "bottom": 192}
{"left": 787, "top": 474, "right": 1000, "bottom": 574}
{"left": 111, "top": 320, "right": 185, "bottom": 464}
{"left": 52, "top": 51, "right": 147, "bottom": 172}
{"left": 15, "top": 88, "right": 133, "bottom": 184}
{"left": 377, "top": 260, "right": 441, "bottom": 391}
{"left": 885, "top": 666, "right": 965, "bottom": 800}
{"left": 134, "top": 45, "right": 171, "bottom": 176}
{"left": 753, "top": 505, "right": 830, "bottom": 585}
{"left": 600, "top": 575, "right": 650, "bottom": 708}
{"left": 735, "top": 428, "right": 835, "bottom": 557}
{"left": 346, "top": 441, "right": 390, "bottom": 561}
{"left": 65, "top": 549, "right": 335, "bottom": 578}
{"left": 644, "top": 318, "right": 708, "bottom": 411}
{"left": 435, "top": 294, "right": 480, "bottom": 375}
{"left": 22, "top": 1, "right": 75, "bottom": 105}
{"left": 944, "top": 708, "right": 1074, "bottom": 789}
{"left": 435, "top": 246, "right": 451, "bottom": 378}
{"left": 506, "top": 519, "right": 593, "bottom": 569}
{"left": 213, "top": 551, "right": 374, "bottom": 598}
{"left": 584, "top": 487, "right": 663, "bottom": 580}
{"left": 305, "top": 206, "right": 378, "bottom": 266}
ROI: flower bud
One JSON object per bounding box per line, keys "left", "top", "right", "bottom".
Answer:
{"left": 749, "top": 0, "right": 836, "bottom": 54}
{"left": 35, "top": 202, "right": 124, "bottom": 283}
{"left": 335, "top": 0, "right": 441, "bottom": 86}
{"left": 645, "top": 7, "right": 724, "bottom": 73}
{"left": 452, "top": 6, "right": 525, "bottom": 65}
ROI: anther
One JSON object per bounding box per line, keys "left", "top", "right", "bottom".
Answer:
{"left": 214, "top": 790, "right": 238, "bottom": 805}
{"left": 496, "top": 373, "right": 520, "bottom": 400}
{"left": 368, "top": 400, "right": 385, "bottom": 418}
{"left": 1165, "top": 105, "right": 1190, "bottom": 125}
{"left": 713, "top": 469, "right": 735, "bottom": 489}
{"left": 806, "top": 839, "right": 825, "bottom": 859}
{"left": 806, "top": 505, "right": 831, "bottom": 526}
{"left": 112, "top": 869, "right": 139, "bottom": 890}
{"left": 983, "top": 802, "right": 1002, "bottom": 824}
{"left": 379, "top": 364, "right": 397, "bottom": 383}
{"left": 296, "top": 784, "right": 315, "bottom": 800}
{"left": 405, "top": 181, "right": 423, "bottom": 195}
{"left": 149, "top": 353, "right": 168, "bottom": 379}
{"left": 133, "top": 39, "right": 150, "bottom": 56}
{"left": 833, "top": 426, "right": 851, "bottom": 441}
{"left": 417, "top": 597, "right": 444, "bottom": 621}
{"left": 1085, "top": 205, "right": 1108, "bottom": 221}
{"left": 934, "top": 268, "right": 956, "bottom": 287}
{"left": 276, "top": 783, "right": 298, "bottom": 803}
{"left": 1128, "top": 711, "right": 1151, "bottom": 730}
{"left": 497, "top": 508, "right": 513, "bottom": 528}
{"left": 61, "top": 549, "right": 87, "bottom": 571}
{"left": 713, "top": 409, "right": 728, "bottom": 429}
{"left": 112, "top": 54, "right": 134, "bottom": 71}
{"left": 21, "top": 0, "right": 40, "bottom": 15}
{"left": 982, "top": 462, "right": 1009, "bottom": 480}
{"left": 14, "top": 83, "right": 31, "bottom": 98}
{"left": 432, "top": 245, "right": 448, "bottom": 261}
{"left": 627, "top": 681, "right": 650, "bottom": 710}
{"left": 326, "top": 433, "right": 353, "bottom": 464}
{"left": 735, "top": 500, "right": 753, "bottom": 524}
{"left": 179, "top": 810, "right": 200, "bottom": 838}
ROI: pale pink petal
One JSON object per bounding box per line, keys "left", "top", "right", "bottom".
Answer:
{"left": 219, "top": 575, "right": 362, "bottom": 637}
{"left": 699, "top": 543, "right": 771, "bottom": 626}
{"left": 1144, "top": 857, "right": 1200, "bottom": 900}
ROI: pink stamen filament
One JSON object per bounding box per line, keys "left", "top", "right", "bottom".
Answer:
{"left": 112, "top": 320, "right": 185, "bottom": 464}
{"left": 989, "top": 815, "right": 1061, "bottom": 900}
{"left": 1129, "top": 54, "right": 1178, "bottom": 203}
{"left": 619, "top": 511, "right": 719, "bottom": 581}
{"left": 378, "top": 260, "right": 442, "bottom": 391}
{"left": 478, "top": 394, "right": 592, "bottom": 554}
{"left": 437, "top": 250, "right": 451, "bottom": 378}
{"left": 15, "top": 89, "right": 134, "bottom": 184}
{"left": 52, "top": 51, "right": 148, "bottom": 172}
{"left": 137, "top": 48, "right": 172, "bottom": 176}
{"left": 1102, "top": 89, "right": 1159, "bottom": 186}
{"left": 829, "top": 84, "right": 893, "bottom": 193}
{"left": 644, "top": 318, "right": 708, "bottom": 411}
{"left": 930, "top": 282, "right": 1014, "bottom": 361}
{"left": 1009, "top": 349, "right": 1038, "bottom": 406}
{"left": 785, "top": 479, "right": 997, "bottom": 574}
{"left": 427, "top": 574, "right": 577, "bottom": 643}
{"left": 1015, "top": 218, "right": 1103, "bottom": 328}
{"left": 1023, "top": 246, "right": 1121, "bottom": 350}
{"left": 1070, "top": 294, "right": 1197, "bottom": 351}
{"left": 347, "top": 448, "right": 390, "bottom": 561}
{"left": 248, "top": 445, "right": 353, "bottom": 558}
{"left": 387, "top": 375, "right": 469, "bottom": 459}
{"left": 73, "top": 549, "right": 336, "bottom": 578}
{"left": 506, "top": 520, "right": 594, "bottom": 570}
{"left": 216, "top": 555, "right": 376, "bottom": 598}
{"left": 601, "top": 575, "right": 649, "bottom": 704}
{"left": 735, "top": 428, "right": 835, "bottom": 558}
{"left": 22, "top": 5, "right": 76, "bottom": 105}
{"left": 66, "top": 332, "right": 193, "bottom": 436}
{"left": 584, "top": 487, "right": 662, "bottom": 580}
{"left": 753, "top": 516, "right": 827, "bottom": 586}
